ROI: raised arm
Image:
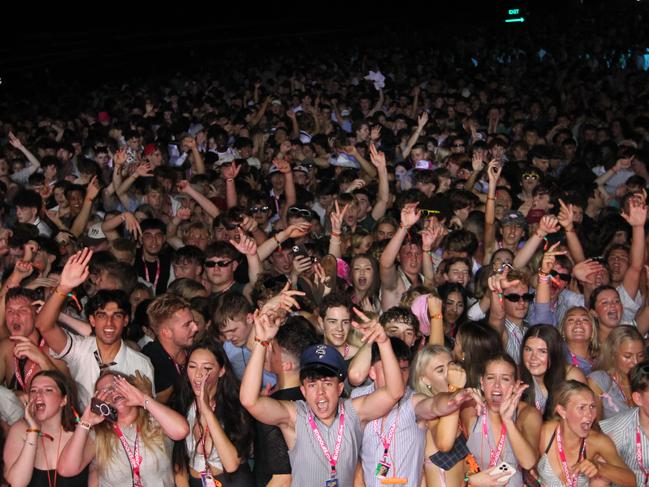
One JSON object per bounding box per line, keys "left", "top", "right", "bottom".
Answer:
{"left": 369, "top": 144, "right": 389, "bottom": 221}
{"left": 350, "top": 309, "right": 405, "bottom": 423}
{"left": 58, "top": 402, "right": 104, "bottom": 476}
{"left": 257, "top": 223, "right": 311, "bottom": 262}
{"left": 503, "top": 383, "right": 541, "bottom": 469}
{"left": 70, "top": 177, "right": 101, "bottom": 238}
{"left": 328, "top": 200, "right": 349, "bottom": 259}
{"left": 221, "top": 162, "right": 241, "bottom": 210}
{"left": 36, "top": 248, "right": 92, "bottom": 354}
{"left": 620, "top": 195, "right": 646, "bottom": 299}
{"left": 513, "top": 216, "right": 560, "bottom": 269}
{"left": 116, "top": 161, "right": 153, "bottom": 197}
{"left": 229, "top": 228, "right": 263, "bottom": 299}
{"left": 185, "top": 137, "right": 205, "bottom": 175}
{"left": 557, "top": 199, "right": 586, "bottom": 263}
{"left": 8, "top": 132, "right": 41, "bottom": 184}
{"left": 482, "top": 160, "right": 502, "bottom": 263}
{"left": 176, "top": 180, "right": 220, "bottom": 218}
{"left": 402, "top": 112, "right": 427, "bottom": 160}
{"left": 486, "top": 269, "right": 521, "bottom": 342}
{"left": 595, "top": 157, "right": 632, "bottom": 186}
{"left": 380, "top": 204, "right": 420, "bottom": 291}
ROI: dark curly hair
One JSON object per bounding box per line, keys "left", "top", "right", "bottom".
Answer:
{"left": 172, "top": 335, "right": 253, "bottom": 473}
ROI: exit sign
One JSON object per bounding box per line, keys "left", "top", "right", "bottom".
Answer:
{"left": 505, "top": 7, "right": 525, "bottom": 23}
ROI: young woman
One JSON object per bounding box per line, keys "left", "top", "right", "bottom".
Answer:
{"left": 462, "top": 353, "right": 542, "bottom": 487}
{"left": 410, "top": 345, "right": 469, "bottom": 487}
{"left": 57, "top": 370, "right": 189, "bottom": 486}
{"left": 349, "top": 253, "right": 381, "bottom": 313}
{"left": 558, "top": 306, "right": 598, "bottom": 375}
{"left": 4, "top": 370, "right": 87, "bottom": 487}
{"left": 520, "top": 325, "right": 586, "bottom": 417}
{"left": 437, "top": 282, "right": 468, "bottom": 344}
{"left": 172, "top": 336, "right": 254, "bottom": 487}
{"left": 536, "top": 380, "right": 635, "bottom": 486}
{"left": 587, "top": 325, "right": 646, "bottom": 420}
{"left": 452, "top": 320, "right": 503, "bottom": 388}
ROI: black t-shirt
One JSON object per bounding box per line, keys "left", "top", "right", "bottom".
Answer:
{"left": 253, "top": 386, "right": 303, "bottom": 487}
{"left": 135, "top": 247, "right": 172, "bottom": 295}
{"left": 141, "top": 339, "right": 181, "bottom": 394}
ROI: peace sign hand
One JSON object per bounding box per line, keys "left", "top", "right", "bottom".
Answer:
{"left": 330, "top": 199, "right": 350, "bottom": 234}
{"left": 540, "top": 241, "right": 568, "bottom": 274}
{"left": 351, "top": 307, "right": 387, "bottom": 345}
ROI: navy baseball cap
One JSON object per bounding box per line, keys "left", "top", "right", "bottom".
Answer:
{"left": 300, "top": 344, "right": 347, "bottom": 381}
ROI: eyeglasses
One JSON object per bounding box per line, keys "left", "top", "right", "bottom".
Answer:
{"left": 522, "top": 173, "right": 539, "bottom": 181}
{"left": 204, "top": 259, "right": 235, "bottom": 268}
{"left": 249, "top": 206, "right": 270, "bottom": 214}
{"left": 288, "top": 207, "right": 311, "bottom": 219}
{"left": 550, "top": 270, "right": 571, "bottom": 283}
{"left": 503, "top": 293, "right": 535, "bottom": 303}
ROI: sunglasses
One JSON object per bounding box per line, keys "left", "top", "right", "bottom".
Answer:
{"left": 249, "top": 206, "right": 270, "bottom": 214}
{"left": 550, "top": 270, "right": 571, "bottom": 283}
{"left": 503, "top": 292, "right": 535, "bottom": 303}
{"left": 522, "top": 173, "right": 539, "bottom": 181}
{"left": 420, "top": 209, "right": 441, "bottom": 217}
{"left": 204, "top": 259, "right": 235, "bottom": 268}
{"left": 288, "top": 207, "right": 311, "bottom": 218}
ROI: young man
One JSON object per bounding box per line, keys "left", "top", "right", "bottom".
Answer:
{"left": 36, "top": 248, "right": 154, "bottom": 407}
{"left": 141, "top": 293, "right": 199, "bottom": 404}
{"left": 135, "top": 218, "right": 173, "bottom": 296}
{"left": 240, "top": 304, "right": 405, "bottom": 487}
{"left": 253, "top": 316, "right": 319, "bottom": 487}
{"left": 353, "top": 337, "right": 480, "bottom": 487}
{"left": 14, "top": 189, "right": 53, "bottom": 238}
{"left": 318, "top": 293, "right": 359, "bottom": 361}
{"left": 205, "top": 231, "right": 262, "bottom": 299}
{"left": 0, "top": 288, "right": 68, "bottom": 391}
{"left": 212, "top": 291, "right": 275, "bottom": 387}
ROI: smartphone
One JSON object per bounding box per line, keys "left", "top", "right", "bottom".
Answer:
{"left": 291, "top": 244, "right": 312, "bottom": 261}
{"left": 91, "top": 397, "right": 118, "bottom": 422}
{"left": 491, "top": 462, "right": 516, "bottom": 481}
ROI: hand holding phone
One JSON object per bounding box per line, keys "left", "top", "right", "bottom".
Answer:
{"left": 90, "top": 397, "right": 118, "bottom": 422}
{"left": 490, "top": 462, "right": 516, "bottom": 482}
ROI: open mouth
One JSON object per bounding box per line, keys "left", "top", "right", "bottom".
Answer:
{"left": 490, "top": 391, "right": 503, "bottom": 404}
{"left": 358, "top": 277, "right": 367, "bottom": 287}
{"left": 34, "top": 401, "right": 46, "bottom": 412}
{"left": 315, "top": 399, "right": 329, "bottom": 414}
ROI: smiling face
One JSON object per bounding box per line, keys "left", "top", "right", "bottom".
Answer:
{"left": 186, "top": 348, "right": 225, "bottom": 398}
{"left": 89, "top": 302, "right": 129, "bottom": 346}
{"left": 615, "top": 339, "right": 645, "bottom": 375}
{"left": 481, "top": 359, "right": 516, "bottom": 411}
{"left": 523, "top": 337, "right": 549, "bottom": 378}
{"left": 563, "top": 309, "right": 593, "bottom": 343}
{"left": 445, "top": 261, "right": 470, "bottom": 287}
{"left": 593, "top": 289, "right": 622, "bottom": 330}
{"left": 556, "top": 390, "right": 596, "bottom": 438}
{"left": 142, "top": 228, "right": 165, "bottom": 256}
{"left": 319, "top": 306, "right": 351, "bottom": 348}
{"left": 6, "top": 296, "right": 36, "bottom": 337}
{"left": 29, "top": 375, "right": 67, "bottom": 422}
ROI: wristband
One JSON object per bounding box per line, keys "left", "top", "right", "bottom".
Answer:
{"left": 254, "top": 336, "right": 271, "bottom": 347}
{"left": 54, "top": 287, "right": 69, "bottom": 299}
{"left": 78, "top": 421, "right": 92, "bottom": 431}
{"left": 226, "top": 178, "right": 234, "bottom": 182}
{"left": 272, "top": 234, "right": 281, "bottom": 246}
{"left": 331, "top": 231, "right": 341, "bottom": 238}
{"left": 430, "top": 312, "right": 443, "bottom": 320}
{"left": 399, "top": 223, "right": 410, "bottom": 230}
{"left": 448, "top": 385, "right": 461, "bottom": 393}
{"left": 487, "top": 196, "right": 496, "bottom": 201}
{"left": 25, "top": 428, "right": 40, "bottom": 434}
{"left": 422, "top": 247, "right": 432, "bottom": 252}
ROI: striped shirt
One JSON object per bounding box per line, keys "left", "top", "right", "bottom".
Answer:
{"left": 504, "top": 319, "right": 528, "bottom": 365}
{"left": 352, "top": 386, "right": 426, "bottom": 487}
{"left": 600, "top": 408, "right": 649, "bottom": 487}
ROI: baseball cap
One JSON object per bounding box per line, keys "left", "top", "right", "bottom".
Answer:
{"left": 329, "top": 153, "right": 360, "bottom": 169}
{"left": 143, "top": 144, "right": 159, "bottom": 156}
{"left": 415, "top": 160, "right": 434, "bottom": 171}
{"left": 268, "top": 164, "right": 281, "bottom": 176}
{"left": 500, "top": 211, "right": 527, "bottom": 228}
{"left": 82, "top": 222, "right": 107, "bottom": 247}
{"left": 293, "top": 165, "right": 309, "bottom": 174}
{"left": 97, "top": 112, "right": 111, "bottom": 123}
{"left": 300, "top": 344, "right": 347, "bottom": 381}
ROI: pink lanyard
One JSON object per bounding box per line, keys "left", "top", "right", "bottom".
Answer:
{"left": 308, "top": 402, "right": 345, "bottom": 479}
{"left": 373, "top": 407, "right": 399, "bottom": 459}
{"left": 636, "top": 427, "right": 649, "bottom": 486}
{"left": 114, "top": 425, "right": 143, "bottom": 487}
{"left": 342, "top": 343, "right": 350, "bottom": 359}
{"left": 482, "top": 414, "right": 507, "bottom": 467}
{"left": 14, "top": 338, "right": 45, "bottom": 390}
{"left": 610, "top": 372, "right": 630, "bottom": 404}
{"left": 556, "top": 425, "right": 585, "bottom": 487}
{"left": 569, "top": 351, "right": 592, "bottom": 369}
{"left": 143, "top": 256, "right": 161, "bottom": 290}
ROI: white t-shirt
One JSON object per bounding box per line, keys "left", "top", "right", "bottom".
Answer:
{"left": 50, "top": 331, "right": 155, "bottom": 408}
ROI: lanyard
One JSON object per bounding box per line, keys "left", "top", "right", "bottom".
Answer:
{"left": 93, "top": 349, "right": 117, "bottom": 370}
{"left": 200, "top": 428, "right": 214, "bottom": 476}
{"left": 342, "top": 343, "right": 350, "bottom": 359}
{"left": 373, "top": 406, "right": 399, "bottom": 459}
{"left": 114, "top": 425, "right": 143, "bottom": 487}
{"left": 482, "top": 414, "right": 507, "bottom": 467}
{"left": 14, "top": 338, "right": 45, "bottom": 390}
{"left": 610, "top": 372, "right": 631, "bottom": 404}
{"left": 308, "top": 402, "right": 345, "bottom": 478}
{"left": 41, "top": 426, "right": 62, "bottom": 487}
{"left": 637, "top": 427, "right": 649, "bottom": 486}
{"left": 165, "top": 347, "right": 186, "bottom": 375}
{"left": 143, "top": 256, "right": 161, "bottom": 291}
{"left": 556, "top": 425, "right": 586, "bottom": 487}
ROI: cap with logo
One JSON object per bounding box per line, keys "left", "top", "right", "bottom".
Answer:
{"left": 300, "top": 344, "right": 347, "bottom": 381}
{"left": 500, "top": 211, "right": 528, "bottom": 228}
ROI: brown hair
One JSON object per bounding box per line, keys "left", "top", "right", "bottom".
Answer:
{"left": 146, "top": 293, "right": 191, "bottom": 334}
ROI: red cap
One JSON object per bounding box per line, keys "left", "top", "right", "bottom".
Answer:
{"left": 143, "top": 143, "right": 158, "bottom": 156}
{"left": 97, "top": 111, "right": 110, "bottom": 122}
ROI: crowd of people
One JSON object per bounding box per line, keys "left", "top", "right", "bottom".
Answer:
{"left": 3, "top": 4, "right": 649, "bottom": 486}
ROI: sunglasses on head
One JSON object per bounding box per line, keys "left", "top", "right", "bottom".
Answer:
{"left": 420, "top": 209, "right": 441, "bottom": 217}
{"left": 204, "top": 259, "right": 235, "bottom": 268}
{"left": 249, "top": 206, "right": 270, "bottom": 214}
{"left": 288, "top": 207, "right": 311, "bottom": 218}
{"left": 550, "top": 270, "right": 571, "bottom": 283}
{"left": 504, "top": 292, "right": 535, "bottom": 303}
{"left": 522, "top": 173, "right": 539, "bottom": 181}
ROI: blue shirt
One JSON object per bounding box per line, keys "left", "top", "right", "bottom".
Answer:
{"left": 223, "top": 341, "right": 277, "bottom": 388}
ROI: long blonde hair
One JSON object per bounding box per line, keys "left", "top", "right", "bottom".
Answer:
{"left": 410, "top": 344, "right": 452, "bottom": 396}
{"left": 550, "top": 380, "right": 595, "bottom": 421}
{"left": 558, "top": 306, "right": 599, "bottom": 358}
{"left": 93, "top": 371, "right": 164, "bottom": 473}
{"left": 593, "top": 325, "right": 644, "bottom": 373}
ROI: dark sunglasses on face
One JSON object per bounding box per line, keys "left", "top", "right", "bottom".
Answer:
{"left": 249, "top": 206, "right": 270, "bottom": 214}
{"left": 550, "top": 270, "right": 571, "bottom": 283}
{"left": 504, "top": 292, "right": 535, "bottom": 303}
{"left": 288, "top": 207, "right": 311, "bottom": 218}
{"left": 204, "top": 259, "right": 235, "bottom": 268}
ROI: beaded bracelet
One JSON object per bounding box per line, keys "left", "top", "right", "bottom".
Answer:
{"left": 254, "top": 336, "right": 271, "bottom": 347}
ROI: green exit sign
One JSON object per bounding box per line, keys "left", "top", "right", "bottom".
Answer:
{"left": 509, "top": 9, "right": 519, "bottom": 14}
{"left": 505, "top": 7, "right": 525, "bottom": 23}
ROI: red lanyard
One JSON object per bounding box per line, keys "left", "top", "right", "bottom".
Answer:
{"left": 482, "top": 414, "right": 507, "bottom": 467}
{"left": 41, "top": 426, "right": 62, "bottom": 487}
{"left": 143, "top": 256, "right": 161, "bottom": 291}
{"left": 308, "top": 401, "right": 345, "bottom": 478}
{"left": 610, "top": 372, "right": 630, "bottom": 404}
{"left": 114, "top": 425, "right": 143, "bottom": 487}
{"left": 373, "top": 406, "right": 399, "bottom": 459}
{"left": 556, "top": 425, "right": 586, "bottom": 487}
{"left": 14, "top": 338, "right": 45, "bottom": 390}
{"left": 200, "top": 427, "right": 214, "bottom": 476}
{"left": 636, "top": 427, "right": 649, "bottom": 486}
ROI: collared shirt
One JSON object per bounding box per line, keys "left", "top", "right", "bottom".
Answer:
{"left": 504, "top": 319, "right": 528, "bottom": 364}
{"left": 50, "top": 331, "right": 155, "bottom": 408}
{"left": 223, "top": 340, "right": 276, "bottom": 388}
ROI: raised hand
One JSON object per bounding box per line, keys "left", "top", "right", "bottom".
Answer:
{"left": 486, "top": 159, "right": 502, "bottom": 185}
{"left": 23, "top": 240, "right": 39, "bottom": 263}
{"left": 13, "top": 260, "right": 34, "bottom": 279}
{"left": 176, "top": 180, "right": 192, "bottom": 194}
{"left": 240, "top": 215, "right": 259, "bottom": 234}
{"left": 499, "top": 381, "right": 528, "bottom": 422}
{"left": 229, "top": 227, "right": 257, "bottom": 256}
{"left": 272, "top": 157, "right": 291, "bottom": 174}
{"left": 370, "top": 125, "right": 382, "bottom": 142}
{"left": 351, "top": 307, "right": 388, "bottom": 344}
{"left": 369, "top": 143, "right": 387, "bottom": 170}
{"left": 260, "top": 283, "right": 304, "bottom": 316}
{"left": 613, "top": 156, "right": 633, "bottom": 173}
{"left": 540, "top": 241, "right": 568, "bottom": 275}
{"left": 221, "top": 161, "right": 241, "bottom": 180}
{"left": 557, "top": 199, "right": 575, "bottom": 231}
{"left": 252, "top": 309, "right": 283, "bottom": 344}
{"left": 291, "top": 255, "right": 313, "bottom": 277}
{"left": 400, "top": 203, "right": 421, "bottom": 229}
{"left": 417, "top": 111, "right": 429, "bottom": 130}
{"left": 447, "top": 362, "right": 467, "bottom": 389}
{"left": 488, "top": 266, "right": 521, "bottom": 295}
{"left": 135, "top": 162, "right": 154, "bottom": 178}
{"left": 113, "top": 149, "right": 127, "bottom": 169}
{"left": 10, "top": 336, "right": 48, "bottom": 365}
{"left": 112, "top": 375, "right": 147, "bottom": 408}
{"left": 24, "top": 398, "right": 40, "bottom": 429}
{"left": 346, "top": 179, "right": 366, "bottom": 193}
{"left": 538, "top": 215, "right": 560, "bottom": 236}
{"left": 86, "top": 176, "right": 101, "bottom": 201}
{"left": 8, "top": 132, "right": 24, "bottom": 149}
{"left": 572, "top": 259, "right": 605, "bottom": 285}
{"left": 621, "top": 196, "right": 647, "bottom": 227}
{"left": 330, "top": 200, "right": 350, "bottom": 234}
{"left": 175, "top": 207, "right": 192, "bottom": 222}
{"left": 427, "top": 294, "right": 443, "bottom": 317}
{"left": 472, "top": 151, "right": 485, "bottom": 173}
{"left": 123, "top": 212, "right": 143, "bottom": 239}
{"left": 283, "top": 222, "right": 311, "bottom": 240}
{"left": 59, "top": 248, "right": 93, "bottom": 291}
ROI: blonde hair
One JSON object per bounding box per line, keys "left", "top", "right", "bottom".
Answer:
{"left": 594, "top": 325, "right": 643, "bottom": 373}
{"left": 410, "top": 344, "right": 452, "bottom": 396}
{"left": 558, "top": 306, "right": 599, "bottom": 358}
{"left": 550, "top": 380, "right": 595, "bottom": 421}
{"left": 93, "top": 371, "right": 164, "bottom": 473}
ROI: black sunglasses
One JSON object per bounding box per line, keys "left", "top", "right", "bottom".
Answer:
{"left": 204, "top": 259, "right": 235, "bottom": 268}
{"left": 288, "top": 207, "right": 311, "bottom": 218}
{"left": 550, "top": 270, "right": 571, "bottom": 283}
{"left": 249, "top": 206, "right": 270, "bottom": 214}
{"left": 504, "top": 292, "right": 535, "bottom": 303}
